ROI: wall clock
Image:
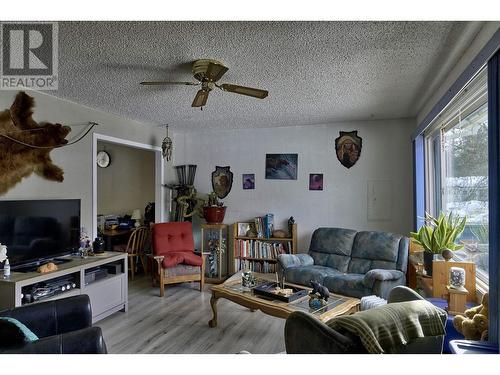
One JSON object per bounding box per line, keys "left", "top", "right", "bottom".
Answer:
{"left": 96, "top": 150, "right": 111, "bottom": 168}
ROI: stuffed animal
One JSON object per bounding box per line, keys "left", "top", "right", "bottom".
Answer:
{"left": 0, "top": 91, "right": 71, "bottom": 195}
{"left": 37, "top": 262, "right": 58, "bottom": 273}
{"left": 453, "top": 292, "right": 489, "bottom": 341}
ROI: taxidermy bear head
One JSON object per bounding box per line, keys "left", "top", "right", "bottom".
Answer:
{"left": 0, "top": 91, "right": 71, "bottom": 195}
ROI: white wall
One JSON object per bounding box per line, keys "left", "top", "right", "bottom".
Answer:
{"left": 0, "top": 90, "right": 170, "bottom": 238}
{"left": 97, "top": 141, "right": 155, "bottom": 217}
{"left": 175, "top": 118, "right": 415, "bottom": 251}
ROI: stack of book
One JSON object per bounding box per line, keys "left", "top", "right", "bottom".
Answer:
{"left": 234, "top": 259, "right": 277, "bottom": 273}
{"left": 254, "top": 213, "right": 274, "bottom": 238}
{"left": 235, "top": 239, "right": 290, "bottom": 259}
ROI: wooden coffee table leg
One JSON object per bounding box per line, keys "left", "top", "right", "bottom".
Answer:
{"left": 208, "top": 293, "right": 219, "bottom": 328}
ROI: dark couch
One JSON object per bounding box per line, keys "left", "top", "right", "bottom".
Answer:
{"left": 0, "top": 295, "right": 107, "bottom": 354}
{"left": 285, "top": 286, "right": 447, "bottom": 354}
{"left": 278, "top": 227, "right": 409, "bottom": 299}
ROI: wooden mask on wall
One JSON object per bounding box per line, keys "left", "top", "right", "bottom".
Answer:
{"left": 334, "top": 130, "right": 362, "bottom": 169}
{"left": 211, "top": 166, "right": 233, "bottom": 199}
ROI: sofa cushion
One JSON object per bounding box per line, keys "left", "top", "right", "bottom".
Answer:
{"left": 285, "top": 265, "right": 341, "bottom": 286}
{"left": 152, "top": 222, "right": 195, "bottom": 256}
{"left": 348, "top": 231, "right": 404, "bottom": 274}
{"left": 309, "top": 228, "right": 357, "bottom": 272}
{"left": 323, "top": 274, "right": 372, "bottom": 299}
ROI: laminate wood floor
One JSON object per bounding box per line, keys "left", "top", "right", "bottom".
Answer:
{"left": 98, "top": 275, "right": 286, "bottom": 354}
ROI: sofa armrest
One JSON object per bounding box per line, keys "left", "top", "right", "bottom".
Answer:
{"left": 0, "top": 295, "right": 92, "bottom": 338}
{"left": 284, "top": 311, "right": 364, "bottom": 354}
{"left": 387, "top": 285, "right": 425, "bottom": 303}
{"left": 363, "top": 269, "right": 405, "bottom": 289}
{"left": 0, "top": 327, "right": 107, "bottom": 354}
{"left": 277, "top": 253, "right": 314, "bottom": 270}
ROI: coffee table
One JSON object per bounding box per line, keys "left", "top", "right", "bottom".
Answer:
{"left": 208, "top": 272, "right": 360, "bottom": 327}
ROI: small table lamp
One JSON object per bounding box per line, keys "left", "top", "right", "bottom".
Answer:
{"left": 131, "top": 209, "right": 142, "bottom": 228}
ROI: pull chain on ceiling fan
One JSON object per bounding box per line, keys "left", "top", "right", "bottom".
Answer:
{"left": 140, "top": 59, "right": 269, "bottom": 108}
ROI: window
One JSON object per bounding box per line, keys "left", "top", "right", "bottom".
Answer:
{"left": 425, "top": 69, "right": 489, "bottom": 284}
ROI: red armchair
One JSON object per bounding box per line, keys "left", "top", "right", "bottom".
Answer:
{"left": 151, "top": 222, "right": 205, "bottom": 297}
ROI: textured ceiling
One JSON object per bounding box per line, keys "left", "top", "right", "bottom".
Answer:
{"left": 52, "top": 21, "right": 483, "bottom": 131}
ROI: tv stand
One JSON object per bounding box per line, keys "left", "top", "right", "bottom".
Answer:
{"left": 12, "top": 257, "right": 73, "bottom": 273}
{"left": 0, "top": 252, "right": 128, "bottom": 323}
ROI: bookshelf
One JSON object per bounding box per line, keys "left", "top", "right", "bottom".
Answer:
{"left": 232, "top": 222, "right": 297, "bottom": 273}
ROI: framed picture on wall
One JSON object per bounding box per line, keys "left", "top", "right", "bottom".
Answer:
{"left": 242, "top": 174, "right": 255, "bottom": 189}
{"left": 265, "top": 154, "right": 298, "bottom": 180}
{"left": 309, "top": 173, "right": 324, "bottom": 190}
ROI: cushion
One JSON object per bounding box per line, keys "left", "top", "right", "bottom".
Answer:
{"left": 323, "top": 273, "right": 372, "bottom": 299}
{"left": 164, "top": 264, "right": 201, "bottom": 277}
{"left": 0, "top": 317, "right": 38, "bottom": 349}
{"left": 284, "top": 265, "right": 341, "bottom": 286}
{"left": 153, "top": 222, "right": 195, "bottom": 256}
{"left": 308, "top": 228, "right": 357, "bottom": 272}
{"left": 162, "top": 251, "right": 203, "bottom": 268}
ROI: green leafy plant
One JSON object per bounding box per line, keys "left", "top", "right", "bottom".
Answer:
{"left": 205, "top": 191, "right": 224, "bottom": 207}
{"left": 410, "top": 212, "right": 466, "bottom": 254}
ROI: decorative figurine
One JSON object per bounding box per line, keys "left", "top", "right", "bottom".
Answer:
{"left": 287, "top": 216, "right": 295, "bottom": 237}
{"left": 242, "top": 270, "right": 256, "bottom": 289}
{"left": 309, "top": 281, "right": 329, "bottom": 309}
{"left": 450, "top": 267, "right": 466, "bottom": 289}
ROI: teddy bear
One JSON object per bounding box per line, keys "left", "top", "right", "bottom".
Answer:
{"left": 453, "top": 292, "right": 488, "bottom": 341}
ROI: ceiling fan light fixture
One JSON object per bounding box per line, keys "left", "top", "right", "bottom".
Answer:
{"left": 192, "top": 59, "right": 228, "bottom": 82}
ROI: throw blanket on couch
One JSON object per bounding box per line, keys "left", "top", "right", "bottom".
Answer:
{"left": 327, "top": 300, "right": 446, "bottom": 353}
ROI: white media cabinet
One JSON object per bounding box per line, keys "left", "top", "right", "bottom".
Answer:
{"left": 0, "top": 251, "right": 128, "bottom": 323}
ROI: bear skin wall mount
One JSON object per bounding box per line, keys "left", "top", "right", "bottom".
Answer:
{"left": 0, "top": 92, "right": 71, "bottom": 195}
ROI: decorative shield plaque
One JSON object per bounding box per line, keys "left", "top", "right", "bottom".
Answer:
{"left": 211, "top": 166, "right": 233, "bottom": 199}
{"left": 334, "top": 131, "right": 362, "bottom": 169}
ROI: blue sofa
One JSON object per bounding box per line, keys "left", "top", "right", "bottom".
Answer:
{"left": 278, "top": 228, "right": 409, "bottom": 299}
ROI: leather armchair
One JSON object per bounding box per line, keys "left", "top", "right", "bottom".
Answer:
{"left": 284, "top": 286, "right": 447, "bottom": 354}
{"left": 0, "top": 295, "right": 107, "bottom": 354}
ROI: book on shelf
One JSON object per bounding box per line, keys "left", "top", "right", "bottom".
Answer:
{"left": 234, "top": 258, "right": 277, "bottom": 273}
{"left": 252, "top": 213, "right": 274, "bottom": 239}
{"left": 234, "top": 239, "right": 290, "bottom": 259}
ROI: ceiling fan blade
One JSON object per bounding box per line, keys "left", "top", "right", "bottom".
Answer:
{"left": 140, "top": 81, "right": 199, "bottom": 86}
{"left": 192, "top": 90, "right": 210, "bottom": 107}
{"left": 205, "top": 62, "right": 229, "bottom": 82}
{"left": 220, "top": 84, "right": 268, "bottom": 99}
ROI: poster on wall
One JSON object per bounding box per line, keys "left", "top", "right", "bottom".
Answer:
{"left": 265, "top": 154, "right": 298, "bottom": 180}
{"left": 334, "top": 131, "right": 362, "bottom": 169}
{"left": 242, "top": 174, "right": 255, "bottom": 189}
{"left": 309, "top": 174, "right": 323, "bottom": 190}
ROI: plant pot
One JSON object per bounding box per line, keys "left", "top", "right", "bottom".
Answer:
{"left": 423, "top": 252, "right": 435, "bottom": 276}
{"left": 203, "top": 206, "right": 226, "bottom": 224}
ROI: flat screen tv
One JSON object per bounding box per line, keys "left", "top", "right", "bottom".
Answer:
{"left": 0, "top": 199, "right": 80, "bottom": 268}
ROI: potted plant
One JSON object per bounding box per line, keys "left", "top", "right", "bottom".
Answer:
{"left": 410, "top": 212, "right": 466, "bottom": 276}
{"left": 201, "top": 191, "right": 226, "bottom": 224}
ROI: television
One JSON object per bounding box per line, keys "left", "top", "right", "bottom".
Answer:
{"left": 0, "top": 199, "right": 80, "bottom": 268}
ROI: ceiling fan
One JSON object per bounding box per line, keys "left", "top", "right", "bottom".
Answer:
{"left": 140, "top": 59, "right": 269, "bottom": 108}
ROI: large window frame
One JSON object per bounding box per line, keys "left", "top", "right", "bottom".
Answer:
{"left": 423, "top": 69, "right": 489, "bottom": 287}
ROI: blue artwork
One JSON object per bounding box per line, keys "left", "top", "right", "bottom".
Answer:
{"left": 265, "top": 154, "right": 298, "bottom": 180}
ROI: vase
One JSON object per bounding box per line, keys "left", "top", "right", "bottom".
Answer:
{"left": 203, "top": 206, "right": 226, "bottom": 224}
{"left": 423, "top": 252, "right": 435, "bottom": 276}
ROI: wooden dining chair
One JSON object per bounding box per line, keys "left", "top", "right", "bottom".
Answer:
{"left": 114, "top": 226, "right": 150, "bottom": 280}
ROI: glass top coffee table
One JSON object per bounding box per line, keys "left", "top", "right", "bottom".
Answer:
{"left": 208, "top": 272, "right": 360, "bottom": 327}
